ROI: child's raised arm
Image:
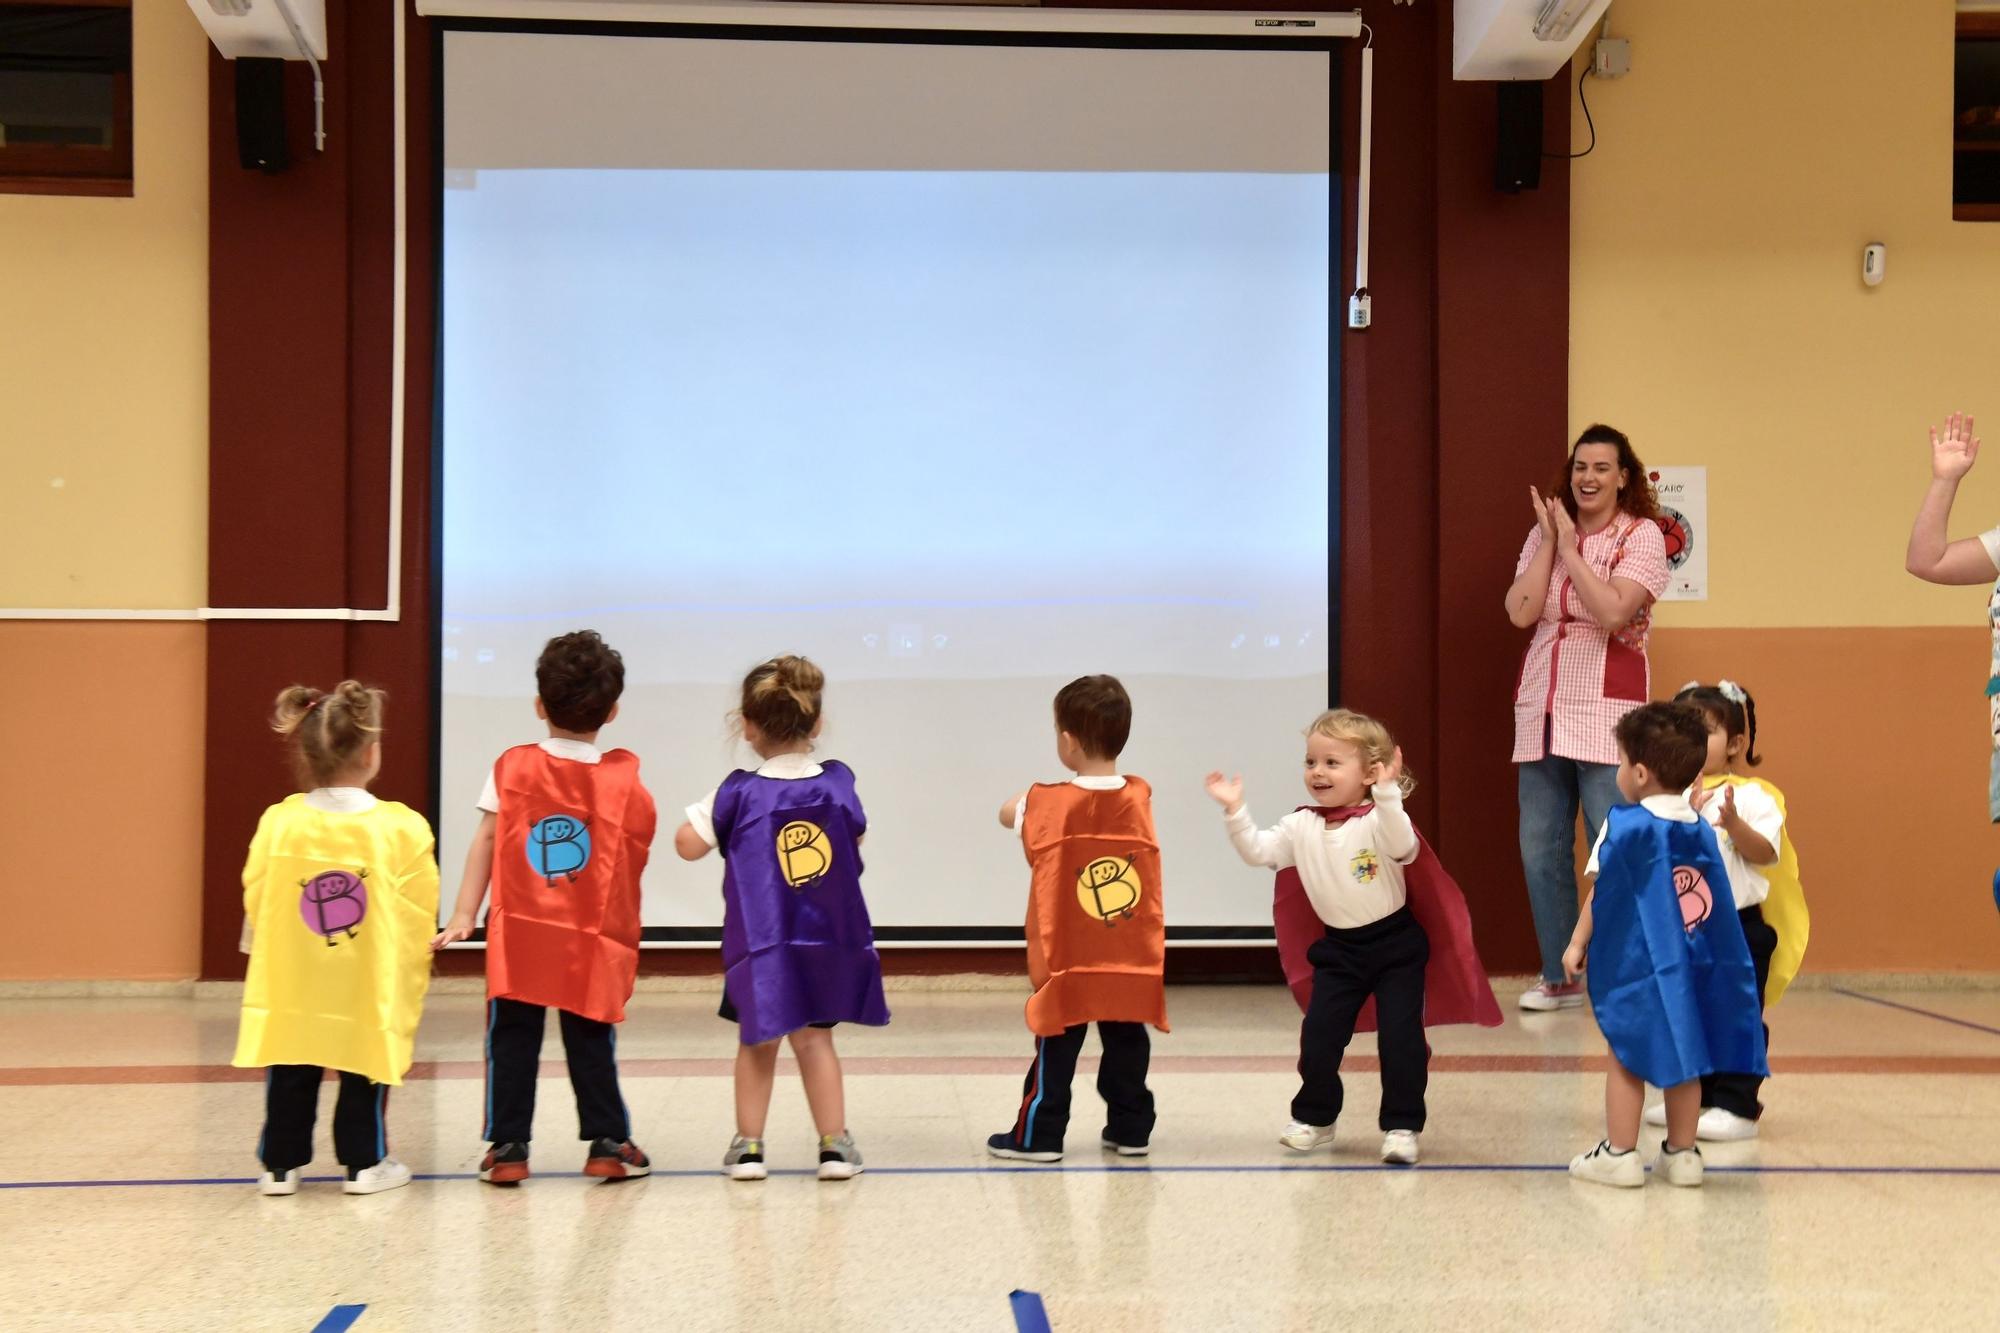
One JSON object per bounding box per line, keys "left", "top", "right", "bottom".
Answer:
{"left": 431, "top": 811, "right": 496, "bottom": 950}
{"left": 1206, "top": 773, "right": 1294, "bottom": 870}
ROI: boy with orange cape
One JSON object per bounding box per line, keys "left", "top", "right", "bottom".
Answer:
{"left": 988, "top": 675, "right": 1167, "bottom": 1163}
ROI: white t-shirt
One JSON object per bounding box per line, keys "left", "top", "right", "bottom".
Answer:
{"left": 684, "top": 751, "right": 826, "bottom": 848}
{"left": 476, "top": 737, "right": 601, "bottom": 813}
{"left": 305, "top": 786, "right": 378, "bottom": 814}
{"left": 1692, "top": 779, "right": 1784, "bottom": 910}
{"left": 1014, "top": 775, "right": 1129, "bottom": 840}
{"left": 1977, "top": 524, "right": 2000, "bottom": 573}
{"left": 1584, "top": 792, "right": 1699, "bottom": 879}
{"left": 1224, "top": 784, "right": 1417, "bottom": 929}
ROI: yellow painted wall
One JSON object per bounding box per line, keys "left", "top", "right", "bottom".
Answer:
{"left": 1571, "top": 0, "right": 2000, "bottom": 630}
{"left": 0, "top": 0, "right": 209, "bottom": 610}
{"left": 0, "top": 1, "right": 209, "bottom": 980}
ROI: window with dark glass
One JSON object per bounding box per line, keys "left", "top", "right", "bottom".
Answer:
{"left": 0, "top": 1, "right": 133, "bottom": 197}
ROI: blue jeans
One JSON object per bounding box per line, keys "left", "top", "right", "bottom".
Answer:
{"left": 1517, "top": 750, "right": 1622, "bottom": 984}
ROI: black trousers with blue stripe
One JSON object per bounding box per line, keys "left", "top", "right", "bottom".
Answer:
{"left": 484, "top": 998, "right": 630, "bottom": 1145}
{"left": 1008, "top": 1021, "right": 1155, "bottom": 1151}
{"left": 260, "top": 1066, "right": 386, "bottom": 1173}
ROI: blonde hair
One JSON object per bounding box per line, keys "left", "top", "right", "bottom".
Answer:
{"left": 1307, "top": 708, "right": 1416, "bottom": 797}
{"left": 272, "top": 680, "right": 385, "bottom": 788}
{"left": 739, "top": 655, "right": 825, "bottom": 745}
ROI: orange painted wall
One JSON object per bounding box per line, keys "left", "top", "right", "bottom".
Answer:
{"left": 1651, "top": 628, "right": 2000, "bottom": 972}
{"left": 0, "top": 624, "right": 207, "bottom": 980}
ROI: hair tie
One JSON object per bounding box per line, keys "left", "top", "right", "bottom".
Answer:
{"left": 1677, "top": 680, "right": 1703, "bottom": 694}
{"left": 304, "top": 696, "right": 323, "bottom": 713}
{"left": 1717, "top": 680, "right": 1747, "bottom": 704}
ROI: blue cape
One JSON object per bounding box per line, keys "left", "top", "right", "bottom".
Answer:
{"left": 1587, "top": 804, "right": 1768, "bottom": 1088}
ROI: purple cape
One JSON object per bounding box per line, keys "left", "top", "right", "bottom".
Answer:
{"left": 714, "top": 761, "right": 890, "bottom": 1044}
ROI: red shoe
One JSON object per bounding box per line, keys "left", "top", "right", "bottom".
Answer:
{"left": 584, "top": 1138, "right": 652, "bottom": 1180}
{"left": 479, "top": 1142, "right": 530, "bottom": 1185}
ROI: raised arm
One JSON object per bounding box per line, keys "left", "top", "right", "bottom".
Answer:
{"left": 1505, "top": 490, "right": 1561, "bottom": 627}
{"left": 1205, "top": 772, "right": 1294, "bottom": 869}
{"left": 1906, "top": 414, "right": 1996, "bottom": 586}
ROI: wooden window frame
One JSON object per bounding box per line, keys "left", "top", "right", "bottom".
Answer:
{"left": 0, "top": 0, "right": 135, "bottom": 199}
{"left": 1956, "top": 11, "right": 2000, "bottom": 222}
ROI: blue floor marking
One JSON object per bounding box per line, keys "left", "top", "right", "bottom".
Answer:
{"left": 1010, "top": 1289, "right": 1053, "bottom": 1333}
{"left": 311, "top": 1306, "right": 366, "bottom": 1333}
{"left": 1832, "top": 988, "right": 2000, "bottom": 1038}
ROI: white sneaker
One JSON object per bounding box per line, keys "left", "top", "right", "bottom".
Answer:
{"left": 259, "top": 1168, "right": 299, "bottom": 1197}
{"left": 1657, "top": 1143, "right": 1705, "bottom": 1187}
{"left": 1696, "top": 1107, "right": 1760, "bottom": 1142}
{"left": 1100, "top": 1137, "right": 1150, "bottom": 1158}
{"left": 724, "top": 1135, "right": 768, "bottom": 1181}
{"left": 343, "top": 1158, "right": 412, "bottom": 1196}
{"left": 816, "top": 1132, "right": 864, "bottom": 1181}
{"left": 1518, "top": 981, "right": 1587, "bottom": 1012}
{"left": 1642, "top": 1101, "right": 1669, "bottom": 1128}
{"left": 1380, "top": 1130, "right": 1420, "bottom": 1165}
{"left": 1279, "top": 1121, "right": 1336, "bottom": 1153}
{"left": 1568, "top": 1140, "right": 1644, "bottom": 1188}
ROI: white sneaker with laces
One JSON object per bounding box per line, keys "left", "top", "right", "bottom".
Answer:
{"left": 1642, "top": 1101, "right": 1669, "bottom": 1128}
{"left": 259, "top": 1168, "right": 299, "bottom": 1197}
{"left": 1279, "top": 1121, "right": 1335, "bottom": 1153}
{"left": 1657, "top": 1143, "right": 1705, "bottom": 1187}
{"left": 342, "top": 1158, "right": 411, "bottom": 1196}
{"left": 1380, "top": 1130, "right": 1420, "bottom": 1165}
{"left": 1696, "top": 1107, "right": 1759, "bottom": 1141}
{"left": 1518, "top": 981, "right": 1586, "bottom": 1012}
{"left": 1568, "top": 1140, "right": 1644, "bottom": 1188}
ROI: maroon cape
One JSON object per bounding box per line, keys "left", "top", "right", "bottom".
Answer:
{"left": 1274, "top": 805, "right": 1502, "bottom": 1029}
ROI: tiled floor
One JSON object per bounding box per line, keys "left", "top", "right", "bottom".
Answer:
{"left": 4, "top": 983, "right": 1997, "bottom": 1331}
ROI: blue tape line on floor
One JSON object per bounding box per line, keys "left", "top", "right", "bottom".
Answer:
{"left": 311, "top": 1306, "right": 366, "bottom": 1333}
{"left": 1832, "top": 988, "right": 2000, "bottom": 1039}
{"left": 1010, "top": 1290, "right": 1053, "bottom": 1333}
{"left": 6, "top": 1163, "right": 2000, "bottom": 1190}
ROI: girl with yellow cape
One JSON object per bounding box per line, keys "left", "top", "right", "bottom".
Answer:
{"left": 1647, "top": 682, "right": 1807, "bottom": 1143}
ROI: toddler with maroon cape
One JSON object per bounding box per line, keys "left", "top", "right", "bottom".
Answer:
{"left": 676, "top": 655, "right": 888, "bottom": 1182}
{"left": 1208, "top": 708, "right": 1499, "bottom": 1166}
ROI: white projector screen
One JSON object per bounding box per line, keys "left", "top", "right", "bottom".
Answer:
{"left": 437, "top": 26, "right": 1334, "bottom": 942}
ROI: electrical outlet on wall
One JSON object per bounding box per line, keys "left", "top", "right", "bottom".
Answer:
{"left": 1592, "top": 37, "right": 1631, "bottom": 78}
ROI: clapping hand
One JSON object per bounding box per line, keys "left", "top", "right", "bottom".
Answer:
{"left": 1531, "top": 486, "right": 1558, "bottom": 542}
{"left": 1931, "top": 412, "right": 1981, "bottom": 482}
{"left": 1204, "top": 771, "right": 1245, "bottom": 814}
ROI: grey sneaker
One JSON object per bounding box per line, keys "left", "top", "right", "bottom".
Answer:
{"left": 724, "top": 1135, "right": 767, "bottom": 1182}
{"left": 817, "top": 1131, "right": 864, "bottom": 1181}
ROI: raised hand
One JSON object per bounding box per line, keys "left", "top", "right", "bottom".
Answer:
{"left": 1931, "top": 412, "right": 1981, "bottom": 482}
{"left": 1372, "top": 746, "right": 1406, "bottom": 790}
{"left": 1548, "top": 498, "right": 1577, "bottom": 548}
{"left": 1531, "top": 486, "right": 1557, "bottom": 541}
{"left": 1204, "top": 771, "right": 1245, "bottom": 813}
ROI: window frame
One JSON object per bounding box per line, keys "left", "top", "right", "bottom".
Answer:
{"left": 0, "top": 0, "right": 135, "bottom": 199}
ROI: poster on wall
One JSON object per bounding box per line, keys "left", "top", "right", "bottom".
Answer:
{"left": 1649, "top": 466, "right": 1706, "bottom": 601}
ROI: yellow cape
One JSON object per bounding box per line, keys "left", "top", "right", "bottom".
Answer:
{"left": 233, "top": 796, "right": 440, "bottom": 1085}
{"left": 1704, "top": 774, "right": 1808, "bottom": 1007}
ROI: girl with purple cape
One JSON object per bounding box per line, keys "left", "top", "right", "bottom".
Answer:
{"left": 676, "top": 656, "right": 890, "bottom": 1182}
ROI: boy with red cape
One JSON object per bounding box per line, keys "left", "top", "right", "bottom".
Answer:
{"left": 434, "top": 631, "right": 658, "bottom": 1185}
{"left": 1208, "top": 709, "right": 1500, "bottom": 1166}
{"left": 989, "top": 675, "right": 1168, "bottom": 1163}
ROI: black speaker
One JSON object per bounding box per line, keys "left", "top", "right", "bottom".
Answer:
{"left": 236, "top": 58, "right": 289, "bottom": 174}
{"left": 1495, "top": 81, "right": 1543, "bottom": 193}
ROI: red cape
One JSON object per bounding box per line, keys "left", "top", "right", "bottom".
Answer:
{"left": 1274, "top": 805, "right": 1501, "bottom": 1029}
{"left": 487, "top": 745, "right": 656, "bottom": 1024}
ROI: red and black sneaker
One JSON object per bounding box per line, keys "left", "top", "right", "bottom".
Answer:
{"left": 584, "top": 1138, "right": 652, "bottom": 1180}
{"left": 479, "top": 1141, "right": 530, "bottom": 1185}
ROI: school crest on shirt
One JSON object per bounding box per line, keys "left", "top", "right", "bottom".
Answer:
{"left": 1350, "top": 850, "right": 1381, "bottom": 885}
{"left": 299, "top": 868, "right": 368, "bottom": 946}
